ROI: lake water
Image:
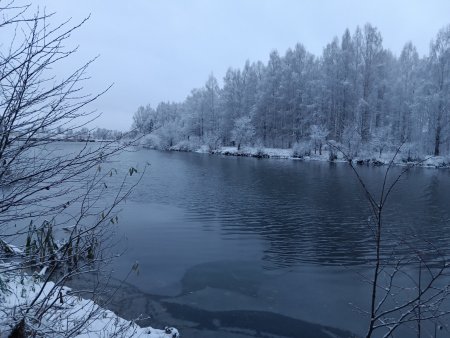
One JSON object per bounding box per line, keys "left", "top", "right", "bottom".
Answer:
{"left": 93, "top": 148, "right": 450, "bottom": 337}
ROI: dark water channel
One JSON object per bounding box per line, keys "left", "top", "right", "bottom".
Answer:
{"left": 92, "top": 149, "right": 450, "bottom": 337}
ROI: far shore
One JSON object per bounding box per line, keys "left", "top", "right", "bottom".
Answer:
{"left": 143, "top": 144, "right": 450, "bottom": 169}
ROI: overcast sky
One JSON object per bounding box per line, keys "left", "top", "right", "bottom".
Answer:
{"left": 29, "top": 0, "right": 450, "bottom": 131}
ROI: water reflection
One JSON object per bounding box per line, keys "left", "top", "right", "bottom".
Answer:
{"left": 122, "top": 151, "right": 450, "bottom": 268}
{"left": 101, "top": 148, "right": 450, "bottom": 336}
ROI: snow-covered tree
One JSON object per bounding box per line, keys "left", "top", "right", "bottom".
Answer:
{"left": 231, "top": 116, "right": 256, "bottom": 150}
{"left": 371, "top": 126, "right": 392, "bottom": 158}
{"left": 131, "top": 23, "right": 450, "bottom": 158}
{"left": 428, "top": 25, "right": 450, "bottom": 156}
{"left": 309, "top": 125, "right": 329, "bottom": 155}
{"left": 342, "top": 124, "right": 362, "bottom": 158}
{"left": 132, "top": 104, "right": 156, "bottom": 134}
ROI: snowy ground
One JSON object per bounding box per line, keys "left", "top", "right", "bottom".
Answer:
{"left": 0, "top": 266, "right": 179, "bottom": 337}
{"left": 166, "top": 143, "right": 450, "bottom": 169}
{"left": 214, "top": 146, "right": 293, "bottom": 159}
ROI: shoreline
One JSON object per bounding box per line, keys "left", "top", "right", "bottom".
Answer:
{"left": 144, "top": 144, "right": 450, "bottom": 169}
{"left": 0, "top": 265, "right": 179, "bottom": 338}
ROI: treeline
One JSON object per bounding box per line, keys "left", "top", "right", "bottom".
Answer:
{"left": 132, "top": 23, "right": 450, "bottom": 158}
{"left": 47, "top": 127, "right": 123, "bottom": 141}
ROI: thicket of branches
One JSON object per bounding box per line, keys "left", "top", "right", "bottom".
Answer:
{"left": 330, "top": 142, "right": 450, "bottom": 337}
{"left": 133, "top": 23, "right": 450, "bottom": 159}
{"left": 0, "top": 2, "right": 142, "bottom": 336}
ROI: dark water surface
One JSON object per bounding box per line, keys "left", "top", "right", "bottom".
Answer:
{"left": 98, "top": 149, "right": 450, "bottom": 337}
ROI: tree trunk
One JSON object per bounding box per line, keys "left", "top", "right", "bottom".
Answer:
{"left": 434, "top": 77, "right": 444, "bottom": 157}
{"left": 434, "top": 107, "right": 442, "bottom": 156}
{"left": 434, "top": 127, "right": 440, "bottom": 156}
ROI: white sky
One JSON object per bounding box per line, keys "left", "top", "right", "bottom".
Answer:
{"left": 26, "top": 0, "right": 450, "bottom": 130}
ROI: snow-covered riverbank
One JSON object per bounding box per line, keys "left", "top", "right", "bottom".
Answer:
{"left": 155, "top": 143, "right": 450, "bottom": 169}
{"left": 0, "top": 268, "right": 179, "bottom": 337}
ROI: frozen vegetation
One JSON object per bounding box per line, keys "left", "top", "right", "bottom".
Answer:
{"left": 0, "top": 264, "right": 179, "bottom": 338}
{"left": 0, "top": 2, "right": 179, "bottom": 337}
{"left": 132, "top": 23, "right": 450, "bottom": 164}
{"left": 1, "top": 0, "right": 449, "bottom": 335}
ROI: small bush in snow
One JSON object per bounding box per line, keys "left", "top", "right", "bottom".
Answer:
{"left": 173, "top": 139, "right": 201, "bottom": 152}
{"left": 253, "top": 143, "right": 268, "bottom": 158}
{"left": 203, "top": 133, "right": 221, "bottom": 152}
{"left": 141, "top": 134, "right": 162, "bottom": 149}
{"left": 399, "top": 143, "right": 424, "bottom": 162}
{"left": 292, "top": 141, "right": 311, "bottom": 158}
